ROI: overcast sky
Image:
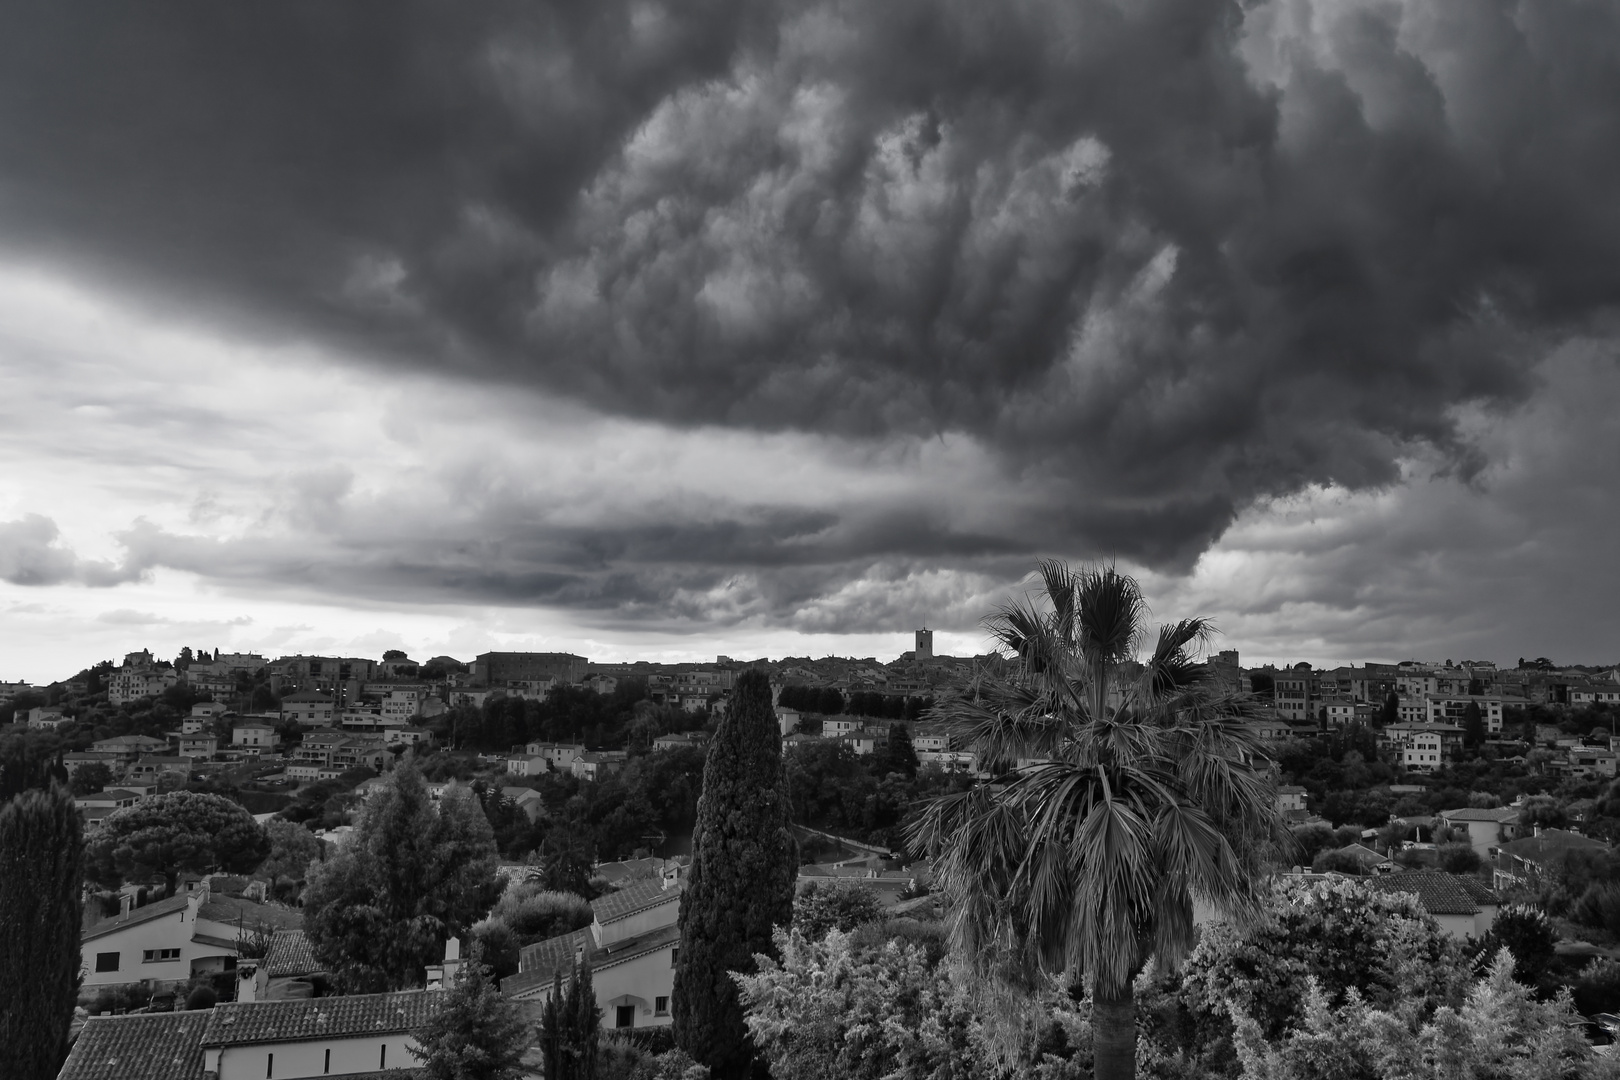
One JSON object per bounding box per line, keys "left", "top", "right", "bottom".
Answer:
{"left": 2, "top": 0, "right": 1618, "bottom": 683}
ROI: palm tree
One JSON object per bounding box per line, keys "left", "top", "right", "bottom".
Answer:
{"left": 907, "top": 561, "right": 1285, "bottom": 1080}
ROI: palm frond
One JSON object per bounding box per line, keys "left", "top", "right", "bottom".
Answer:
{"left": 917, "top": 559, "right": 1286, "bottom": 1006}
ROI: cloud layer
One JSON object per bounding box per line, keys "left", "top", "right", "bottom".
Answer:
{"left": 6, "top": 0, "right": 1620, "bottom": 569}
{"left": 2, "top": 0, "right": 1620, "bottom": 677}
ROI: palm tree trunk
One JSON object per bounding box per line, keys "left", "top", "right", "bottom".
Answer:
{"left": 1092, "top": 986, "right": 1136, "bottom": 1080}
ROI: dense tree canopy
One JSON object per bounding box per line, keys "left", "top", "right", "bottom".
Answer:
{"left": 303, "top": 760, "right": 501, "bottom": 991}
{"left": 85, "top": 790, "right": 268, "bottom": 891}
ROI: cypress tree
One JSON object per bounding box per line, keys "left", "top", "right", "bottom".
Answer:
{"left": 0, "top": 784, "right": 85, "bottom": 1080}
{"left": 539, "top": 971, "right": 564, "bottom": 1080}
{"left": 538, "top": 957, "right": 600, "bottom": 1080}
{"left": 672, "top": 669, "right": 798, "bottom": 1078}
{"left": 567, "top": 957, "right": 599, "bottom": 1080}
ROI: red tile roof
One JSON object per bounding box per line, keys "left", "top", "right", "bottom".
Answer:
{"left": 81, "top": 893, "right": 190, "bottom": 942}
{"left": 589, "top": 877, "right": 681, "bottom": 925}
{"left": 1441, "top": 807, "right": 1520, "bottom": 823}
{"left": 261, "top": 929, "right": 324, "bottom": 977}
{"left": 58, "top": 1012, "right": 209, "bottom": 1080}
{"left": 1364, "top": 870, "right": 1486, "bottom": 916}
{"left": 200, "top": 990, "right": 442, "bottom": 1046}
{"left": 505, "top": 923, "right": 681, "bottom": 999}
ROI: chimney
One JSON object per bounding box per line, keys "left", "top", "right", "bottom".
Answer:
{"left": 444, "top": 937, "right": 461, "bottom": 963}
{"left": 120, "top": 893, "right": 133, "bottom": 918}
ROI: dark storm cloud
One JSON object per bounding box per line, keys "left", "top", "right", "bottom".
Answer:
{"left": 107, "top": 493, "right": 1028, "bottom": 632}
{"left": 5, "top": 0, "right": 1620, "bottom": 573}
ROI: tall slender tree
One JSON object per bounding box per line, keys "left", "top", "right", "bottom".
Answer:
{"left": 909, "top": 561, "right": 1285, "bottom": 1080}
{"left": 672, "top": 669, "right": 799, "bottom": 1079}
{"left": 0, "top": 784, "right": 85, "bottom": 1080}
{"left": 537, "top": 957, "right": 600, "bottom": 1080}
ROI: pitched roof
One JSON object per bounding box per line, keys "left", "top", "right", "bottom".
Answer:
{"left": 506, "top": 923, "right": 682, "bottom": 998}
{"left": 588, "top": 877, "right": 681, "bottom": 925}
{"left": 58, "top": 1012, "right": 209, "bottom": 1080}
{"left": 261, "top": 930, "right": 324, "bottom": 977}
{"left": 1499, "top": 829, "right": 1609, "bottom": 861}
{"left": 1364, "top": 870, "right": 1484, "bottom": 915}
{"left": 82, "top": 893, "right": 191, "bottom": 941}
{"left": 1339, "top": 843, "right": 1392, "bottom": 866}
{"left": 1441, "top": 806, "right": 1520, "bottom": 822}
{"left": 509, "top": 927, "right": 592, "bottom": 996}
{"left": 197, "top": 895, "right": 303, "bottom": 932}
{"left": 200, "top": 990, "right": 442, "bottom": 1046}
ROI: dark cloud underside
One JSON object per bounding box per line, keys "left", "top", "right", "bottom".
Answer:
{"left": 4, "top": 0, "right": 1620, "bottom": 576}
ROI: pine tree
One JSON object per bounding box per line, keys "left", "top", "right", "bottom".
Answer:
{"left": 672, "top": 669, "right": 799, "bottom": 1078}
{"left": 411, "top": 942, "right": 530, "bottom": 1080}
{"left": 0, "top": 784, "right": 85, "bottom": 1080}
{"left": 304, "top": 758, "right": 501, "bottom": 991}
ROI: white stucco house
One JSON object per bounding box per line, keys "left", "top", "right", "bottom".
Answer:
{"left": 58, "top": 991, "right": 444, "bottom": 1080}
{"left": 1439, "top": 806, "right": 1521, "bottom": 860}
{"left": 80, "top": 884, "right": 302, "bottom": 990}
{"left": 504, "top": 875, "right": 683, "bottom": 1029}
{"left": 1363, "top": 870, "right": 1500, "bottom": 940}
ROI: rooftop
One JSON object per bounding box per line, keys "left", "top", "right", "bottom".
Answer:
{"left": 1364, "top": 870, "right": 1496, "bottom": 915}
{"left": 589, "top": 876, "right": 682, "bottom": 925}
{"left": 506, "top": 922, "right": 682, "bottom": 998}
{"left": 58, "top": 1013, "right": 209, "bottom": 1080}
{"left": 1499, "top": 829, "right": 1609, "bottom": 861}
{"left": 201, "top": 990, "right": 442, "bottom": 1046}
{"left": 260, "top": 929, "right": 324, "bottom": 977}
{"left": 1440, "top": 807, "right": 1520, "bottom": 823}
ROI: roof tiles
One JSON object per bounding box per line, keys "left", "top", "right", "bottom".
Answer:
{"left": 58, "top": 1012, "right": 209, "bottom": 1080}
{"left": 261, "top": 929, "right": 324, "bottom": 977}
{"left": 1365, "top": 870, "right": 1486, "bottom": 916}
{"left": 588, "top": 877, "right": 681, "bottom": 925}
{"left": 201, "top": 990, "right": 442, "bottom": 1046}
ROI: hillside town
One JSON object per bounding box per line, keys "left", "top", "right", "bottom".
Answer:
{"left": 6, "top": 621, "right": 1620, "bottom": 1080}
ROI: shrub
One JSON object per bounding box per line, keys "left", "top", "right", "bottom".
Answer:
{"left": 470, "top": 917, "right": 520, "bottom": 981}
{"left": 792, "top": 879, "right": 884, "bottom": 940}
{"left": 1574, "top": 881, "right": 1620, "bottom": 935}
{"left": 1571, "top": 957, "right": 1620, "bottom": 1016}
{"left": 489, "top": 884, "right": 593, "bottom": 945}
{"left": 185, "top": 984, "right": 217, "bottom": 1011}
{"left": 1436, "top": 843, "right": 1482, "bottom": 874}
{"left": 1475, "top": 904, "right": 1557, "bottom": 984}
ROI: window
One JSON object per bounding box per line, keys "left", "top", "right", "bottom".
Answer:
{"left": 143, "top": 948, "right": 181, "bottom": 962}
{"left": 324, "top": 1049, "right": 331, "bottom": 1074}
{"left": 617, "top": 1005, "right": 636, "bottom": 1028}
{"left": 655, "top": 996, "right": 669, "bottom": 1016}
{"left": 95, "top": 952, "right": 120, "bottom": 972}
{"left": 670, "top": 948, "right": 679, "bottom": 968}
{"left": 266, "top": 1053, "right": 274, "bottom": 1079}
{"left": 379, "top": 1046, "right": 386, "bottom": 1069}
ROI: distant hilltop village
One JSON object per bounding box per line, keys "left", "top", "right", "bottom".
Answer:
{"left": 0, "top": 626, "right": 969, "bottom": 719}
{"left": 5, "top": 641, "right": 1620, "bottom": 733}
